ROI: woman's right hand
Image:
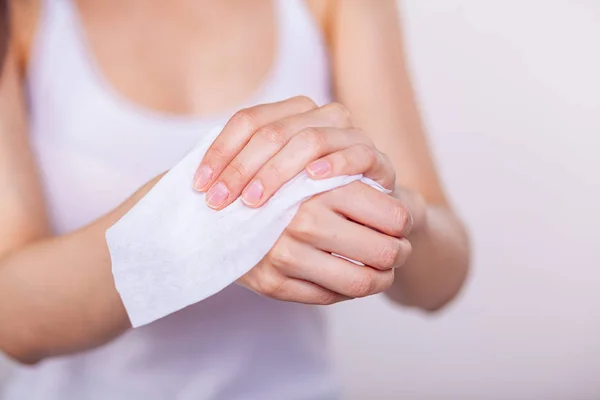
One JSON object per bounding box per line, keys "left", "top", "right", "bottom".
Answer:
{"left": 238, "top": 180, "right": 413, "bottom": 304}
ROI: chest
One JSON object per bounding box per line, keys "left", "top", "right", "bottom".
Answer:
{"left": 26, "top": 0, "right": 333, "bottom": 233}
{"left": 72, "top": 0, "right": 276, "bottom": 116}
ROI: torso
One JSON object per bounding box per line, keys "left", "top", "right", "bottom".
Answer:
{"left": 15, "top": 0, "right": 330, "bottom": 117}
{"left": 5, "top": 0, "right": 339, "bottom": 399}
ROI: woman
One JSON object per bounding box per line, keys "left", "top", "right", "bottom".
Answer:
{"left": 0, "top": 0, "right": 469, "bottom": 398}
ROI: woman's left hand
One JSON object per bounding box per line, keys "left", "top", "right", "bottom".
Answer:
{"left": 193, "top": 96, "right": 397, "bottom": 209}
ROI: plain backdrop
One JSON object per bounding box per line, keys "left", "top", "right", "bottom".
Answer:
{"left": 1, "top": 1, "right": 599, "bottom": 399}
{"left": 328, "top": 1, "right": 600, "bottom": 399}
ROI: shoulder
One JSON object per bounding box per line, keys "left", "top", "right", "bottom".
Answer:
{"left": 9, "top": 0, "right": 41, "bottom": 76}
{"left": 305, "top": 0, "right": 400, "bottom": 47}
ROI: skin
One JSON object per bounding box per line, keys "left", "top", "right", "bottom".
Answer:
{"left": 0, "top": 0, "right": 469, "bottom": 365}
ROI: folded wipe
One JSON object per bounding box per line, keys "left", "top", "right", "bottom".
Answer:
{"left": 106, "top": 127, "right": 386, "bottom": 327}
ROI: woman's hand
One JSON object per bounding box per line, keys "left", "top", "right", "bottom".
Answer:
{"left": 193, "top": 96, "right": 397, "bottom": 209}
{"left": 192, "top": 96, "right": 423, "bottom": 304}
{"left": 237, "top": 181, "right": 413, "bottom": 304}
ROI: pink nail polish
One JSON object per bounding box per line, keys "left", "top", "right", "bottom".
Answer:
{"left": 206, "top": 182, "right": 229, "bottom": 208}
{"left": 307, "top": 160, "right": 331, "bottom": 177}
{"left": 242, "top": 180, "right": 264, "bottom": 206}
{"left": 193, "top": 165, "right": 213, "bottom": 191}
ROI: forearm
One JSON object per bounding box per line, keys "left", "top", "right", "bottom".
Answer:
{"left": 385, "top": 192, "right": 470, "bottom": 311}
{"left": 0, "top": 176, "right": 160, "bottom": 364}
{"left": 0, "top": 223, "right": 128, "bottom": 364}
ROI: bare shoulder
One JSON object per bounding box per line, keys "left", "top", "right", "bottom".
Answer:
{"left": 306, "top": 0, "right": 399, "bottom": 23}
{"left": 304, "top": 0, "right": 401, "bottom": 55}
{"left": 9, "top": 0, "right": 41, "bottom": 74}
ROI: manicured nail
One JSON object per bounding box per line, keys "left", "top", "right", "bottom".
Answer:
{"left": 193, "top": 165, "right": 213, "bottom": 191}
{"left": 242, "top": 180, "right": 264, "bottom": 206}
{"left": 205, "top": 182, "right": 229, "bottom": 208}
{"left": 307, "top": 160, "right": 331, "bottom": 178}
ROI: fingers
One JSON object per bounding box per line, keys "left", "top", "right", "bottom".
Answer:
{"left": 270, "top": 237, "right": 395, "bottom": 298}
{"left": 317, "top": 181, "right": 413, "bottom": 238}
{"left": 306, "top": 145, "right": 396, "bottom": 190}
{"left": 271, "top": 279, "right": 348, "bottom": 305}
{"left": 248, "top": 273, "right": 348, "bottom": 305}
{"left": 241, "top": 127, "right": 369, "bottom": 207}
{"left": 193, "top": 96, "right": 317, "bottom": 192}
{"left": 203, "top": 103, "right": 353, "bottom": 209}
{"left": 239, "top": 257, "right": 348, "bottom": 305}
{"left": 286, "top": 204, "right": 412, "bottom": 270}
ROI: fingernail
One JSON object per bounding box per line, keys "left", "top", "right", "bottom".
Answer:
{"left": 193, "top": 165, "right": 213, "bottom": 191}
{"left": 206, "top": 182, "right": 229, "bottom": 208}
{"left": 307, "top": 160, "right": 331, "bottom": 177}
{"left": 242, "top": 180, "right": 264, "bottom": 206}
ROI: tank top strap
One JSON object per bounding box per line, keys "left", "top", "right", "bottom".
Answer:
{"left": 28, "top": 0, "right": 92, "bottom": 89}
{"left": 274, "top": 0, "right": 327, "bottom": 58}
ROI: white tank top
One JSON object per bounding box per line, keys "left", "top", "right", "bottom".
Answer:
{"left": 5, "top": 0, "right": 338, "bottom": 399}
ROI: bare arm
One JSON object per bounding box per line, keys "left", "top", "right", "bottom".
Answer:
{"left": 0, "top": 44, "right": 165, "bottom": 363}
{"left": 329, "top": 0, "right": 470, "bottom": 311}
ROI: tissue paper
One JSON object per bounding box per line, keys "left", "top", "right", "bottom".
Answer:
{"left": 106, "top": 127, "right": 386, "bottom": 327}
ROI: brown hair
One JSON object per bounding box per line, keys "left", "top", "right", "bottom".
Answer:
{"left": 0, "top": 0, "right": 9, "bottom": 73}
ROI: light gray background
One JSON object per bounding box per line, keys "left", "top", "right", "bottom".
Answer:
{"left": 1, "top": 1, "right": 599, "bottom": 399}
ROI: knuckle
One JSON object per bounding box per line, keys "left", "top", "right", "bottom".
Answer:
{"left": 262, "top": 161, "right": 284, "bottom": 183}
{"left": 289, "top": 209, "right": 318, "bottom": 239}
{"left": 331, "top": 151, "right": 350, "bottom": 173}
{"left": 257, "top": 123, "right": 287, "bottom": 146}
{"left": 269, "top": 244, "right": 295, "bottom": 268}
{"left": 205, "top": 144, "right": 228, "bottom": 161}
{"left": 231, "top": 109, "right": 258, "bottom": 132}
{"left": 390, "top": 202, "right": 410, "bottom": 237}
{"left": 315, "top": 291, "right": 339, "bottom": 306}
{"left": 227, "top": 159, "right": 247, "bottom": 179}
{"left": 299, "top": 127, "right": 327, "bottom": 153}
{"left": 376, "top": 240, "right": 402, "bottom": 269}
{"left": 323, "top": 102, "right": 352, "bottom": 126}
{"left": 292, "top": 95, "right": 317, "bottom": 110}
{"left": 356, "top": 143, "right": 378, "bottom": 166}
{"left": 349, "top": 272, "right": 375, "bottom": 298}
{"left": 257, "top": 271, "right": 286, "bottom": 297}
